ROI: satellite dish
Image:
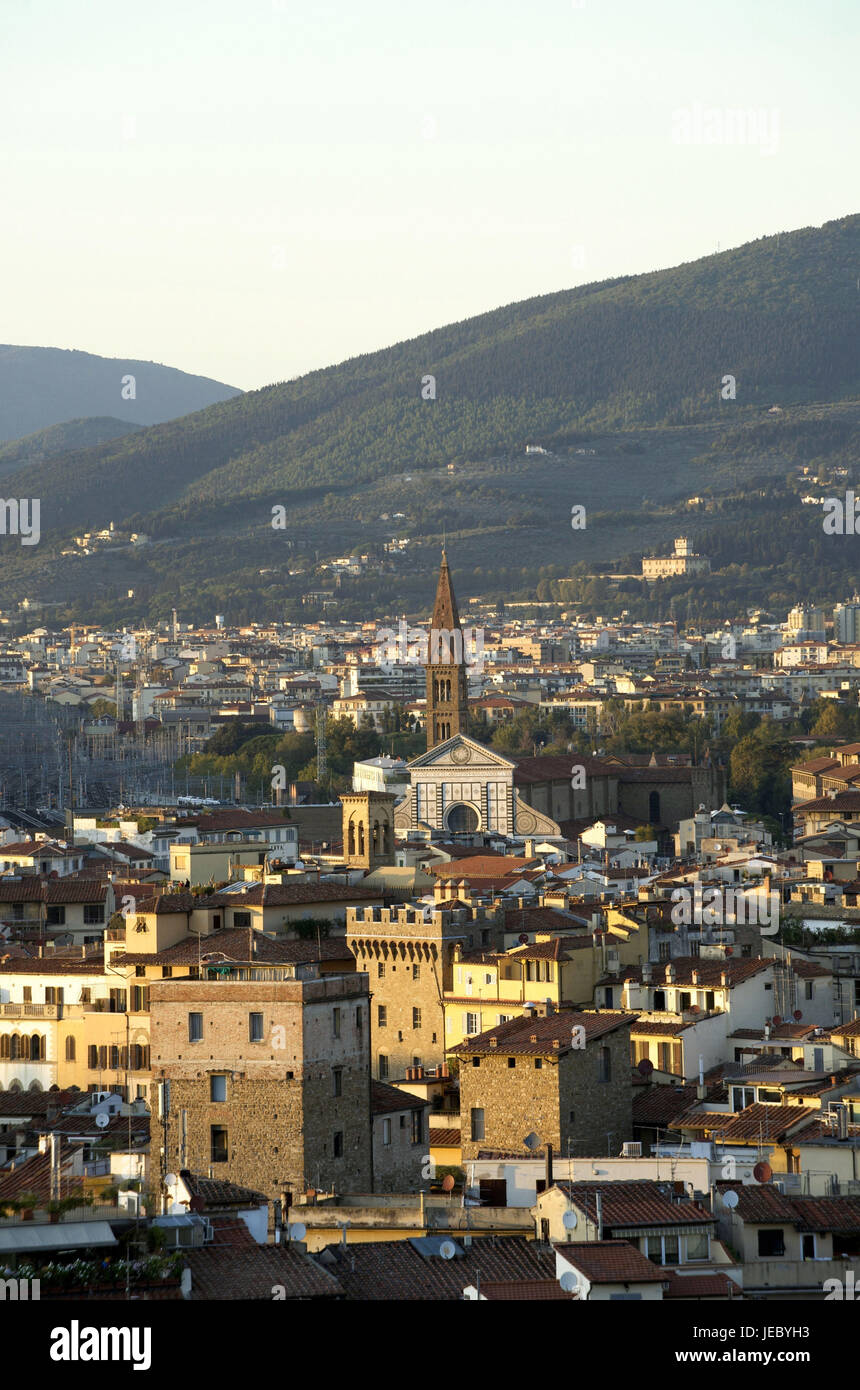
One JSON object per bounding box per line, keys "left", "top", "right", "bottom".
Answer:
{"left": 442, "top": 1174, "right": 455, "bottom": 1192}
{"left": 95, "top": 1113, "right": 110, "bottom": 1129}
{"left": 523, "top": 1131, "right": 541, "bottom": 1151}
{"left": 518, "top": 933, "right": 529, "bottom": 945}
{"left": 288, "top": 1222, "right": 307, "bottom": 1241}
{"left": 771, "top": 1015, "right": 783, "bottom": 1026}
{"left": 559, "top": 1271, "right": 578, "bottom": 1292}
{"left": 638, "top": 1058, "right": 654, "bottom": 1076}
{"left": 753, "top": 1161, "right": 773, "bottom": 1184}
{"left": 562, "top": 1210, "right": 578, "bottom": 1230}
{"left": 165, "top": 1173, "right": 177, "bottom": 1187}
{"left": 722, "top": 1189, "right": 739, "bottom": 1209}
{"left": 439, "top": 1240, "right": 456, "bottom": 1261}
{"left": 793, "top": 1009, "right": 802, "bottom": 1021}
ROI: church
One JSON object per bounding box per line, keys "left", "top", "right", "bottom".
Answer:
{"left": 342, "top": 553, "right": 726, "bottom": 864}
{"left": 393, "top": 552, "right": 562, "bottom": 839}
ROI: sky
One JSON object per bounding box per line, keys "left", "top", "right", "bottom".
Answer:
{"left": 2, "top": 0, "right": 856, "bottom": 391}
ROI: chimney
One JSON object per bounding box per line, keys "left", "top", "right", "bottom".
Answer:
{"left": 691, "top": 970, "right": 700, "bottom": 985}
{"left": 720, "top": 970, "right": 729, "bottom": 987}
{"left": 545, "top": 1143, "right": 554, "bottom": 1191}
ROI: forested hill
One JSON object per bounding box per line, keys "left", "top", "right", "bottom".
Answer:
{"left": 0, "top": 416, "right": 143, "bottom": 477}
{"left": 7, "top": 214, "right": 858, "bottom": 539}
{"left": 0, "top": 345, "right": 240, "bottom": 444}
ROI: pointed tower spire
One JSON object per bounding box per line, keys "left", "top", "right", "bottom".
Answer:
{"left": 430, "top": 549, "right": 462, "bottom": 634}
{"left": 425, "top": 549, "right": 469, "bottom": 751}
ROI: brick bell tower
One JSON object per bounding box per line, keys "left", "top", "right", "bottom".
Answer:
{"left": 425, "top": 549, "right": 469, "bottom": 750}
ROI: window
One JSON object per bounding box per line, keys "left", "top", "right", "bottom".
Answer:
{"left": 805, "top": 980, "right": 814, "bottom": 1000}
{"left": 162, "top": 966, "right": 173, "bottom": 979}
{"left": 83, "top": 904, "right": 105, "bottom": 925}
{"left": 355, "top": 1006, "right": 363, "bottom": 1033}
{"left": 46, "top": 906, "right": 65, "bottom": 926}
{"left": 80, "top": 988, "right": 91, "bottom": 1004}
{"left": 535, "top": 1058, "right": 542, "bottom": 1070}
{"left": 109, "top": 1045, "right": 120, "bottom": 1070}
{"left": 65, "top": 1036, "right": 76, "bottom": 1061}
{"left": 377, "top": 1004, "right": 387, "bottom": 1027}
{"left": 249, "top": 1012, "right": 264, "bottom": 1042}
{"left": 131, "top": 985, "right": 149, "bottom": 1012}
{"left": 412, "top": 963, "right": 420, "bottom": 980}
{"left": 333, "top": 1068, "right": 342, "bottom": 1097}
{"left": 411, "top": 1109, "right": 423, "bottom": 1144}
{"left": 109, "top": 988, "right": 127, "bottom": 1012}
{"left": 378, "top": 1054, "right": 389, "bottom": 1080}
{"left": 507, "top": 1057, "right": 516, "bottom": 1068}
{"left": 210, "top": 1125, "right": 228, "bottom": 1163}
{"left": 465, "top": 1012, "right": 478, "bottom": 1036}
{"left": 23, "top": 987, "right": 31, "bottom": 1003}
{"left": 377, "top": 962, "right": 385, "bottom": 978}
{"left": 333, "top": 1007, "right": 341, "bottom": 1038}
{"left": 758, "top": 1229, "right": 785, "bottom": 1258}
{"left": 733, "top": 1086, "right": 755, "bottom": 1112}
{"left": 210, "top": 1075, "right": 227, "bottom": 1102}
{"left": 412, "top": 1007, "right": 421, "bottom": 1030}
{"left": 470, "top": 1108, "right": 485, "bottom": 1141}
{"left": 88, "top": 1044, "right": 98, "bottom": 1069}
{"left": 802, "top": 1233, "right": 816, "bottom": 1260}
{"left": 333, "top": 1131, "right": 344, "bottom": 1158}
{"left": 135, "top": 966, "right": 146, "bottom": 978}
{"left": 233, "top": 912, "right": 252, "bottom": 929}
{"left": 685, "top": 1232, "right": 710, "bottom": 1262}
{"left": 646, "top": 1234, "right": 679, "bottom": 1265}
{"left": 598, "top": 1046, "right": 611, "bottom": 1083}
{"left": 188, "top": 1012, "right": 203, "bottom": 1043}
{"left": 382, "top": 1118, "right": 392, "bottom": 1145}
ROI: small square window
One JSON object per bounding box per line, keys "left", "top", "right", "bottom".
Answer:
{"left": 508, "top": 1057, "right": 516, "bottom": 1068}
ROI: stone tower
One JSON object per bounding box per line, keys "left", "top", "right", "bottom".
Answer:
{"left": 425, "top": 550, "right": 469, "bottom": 750}
{"left": 342, "top": 791, "right": 396, "bottom": 870}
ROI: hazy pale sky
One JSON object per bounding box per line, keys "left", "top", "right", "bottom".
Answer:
{"left": 3, "top": 0, "right": 855, "bottom": 390}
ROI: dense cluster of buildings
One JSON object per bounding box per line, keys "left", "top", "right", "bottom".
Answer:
{"left": 1, "top": 557, "right": 859, "bottom": 1301}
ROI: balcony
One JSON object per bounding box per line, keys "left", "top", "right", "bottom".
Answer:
{"left": 105, "top": 927, "right": 126, "bottom": 943}
{"left": 1, "top": 1003, "right": 61, "bottom": 1019}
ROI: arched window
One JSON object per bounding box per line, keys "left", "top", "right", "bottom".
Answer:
{"left": 0, "top": 1035, "right": 9, "bottom": 1059}
{"left": 66, "top": 1036, "right": 76, "bottom": 1062}
{"left": 10, "top": 1035, "right": 20, "bottom": 1061}
{"left": 31, "top": 1033, "right": 42, "bottom": 1061}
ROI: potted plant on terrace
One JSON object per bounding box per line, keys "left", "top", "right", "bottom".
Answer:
{"left": 18, "top": 1193, "right": 38, "bottom": 1221}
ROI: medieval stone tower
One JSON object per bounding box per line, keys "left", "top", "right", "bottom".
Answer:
{"left": 342, "top": 791, "right": 396, "bottom": 870}
{"left": 425, "top": 550, "right": 469, "bottom": 750}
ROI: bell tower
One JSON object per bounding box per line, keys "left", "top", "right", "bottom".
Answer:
{"left": 342, "top": 791, "right": 396, "bottom": 870}
{"left": 425, "top": 550, "right": 469, "bottom": 750}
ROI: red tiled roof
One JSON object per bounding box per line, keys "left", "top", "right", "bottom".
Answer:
{"left": 450, "top": 1009, "right": 635, "bottom": 1057}
{"left": 185, "top": 1216, "right": 340, "bottom": 1299}
{"left": 429, "top": 1128, "right": 462, "bottom": 1149}
{"left": 371, "top": 1081, "right": 429, "bottom": 1116}
{"left": 554, "top": 1239, "right": 666, "bottom": 1283}
{"left": 553, "top": 1181, "right": 715, "bottom": 1230}
{"left": 479, "top": 1279, "right": 576, "bottom": 1300}
{"left": 664, "top": 1270, "right": 739, "bottom": 1299}
{"left": 314, "top": 1234, "right": 555, "bottom": 1300}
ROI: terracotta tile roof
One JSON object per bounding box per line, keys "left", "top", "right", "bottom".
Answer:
{"left": 554, "top": 1239, "right": 666, "bottom": 1284}
{"left": 371, "top": 1081, "right": 429, "bottom": 1116}
{"left": 0, "top": 951, "right": 105, "bottom": 975}
{"left": 114, "top": 930, "right": 354, "bottom": 968}
{"left": 0, "top": 1089, "right": 74, "bottom": 1118}
{"left": 832, "top": 1019, "right": 860, "bottom": 1038}
{"left": 633, "top": 1084, "right": 707, "bottom": 1125}
{"left": 479, "top": 1279, "right": 576, "bottom": 1299}
{"left": 554, "top": 1181, "right": 715, "bottom": 1230}
{"left": 664, "top": 1270, "right": 739, "bottom": 1299}
{"left": 0, "top": 1143, "right": 84, "bottom": 1202}
{"left": 185, "top": 1216, "right": 341, "bottom": 1299}
{"left": 0, "top": 878, "right": 108, "bottom": 904}
{"left": 624, "top": 956, "right": 772, "bottom": 989}
{"left": 718, "top": 1182, "right": 860, "bottom": 1232}
{"left": 431, "top": 856, "right": 538, "bottom": 880}
{"left": 629, "top": 1020, "right": 691, "bottom": 1036}
{"left": 676, "top": 1102, "right": 815, "bottom": 1142}
{"left": 668, "top": 1109, "right": 739, "bottom": 1133}
{"left": 506, "top": 936, "right": 595, "bottom": 960}
{"left": 180, "top": 1172, "right": 268, "bottom": 1208}
{"left": 429, "top": 1128, "right": 462, "bottom": 1148}
{"left": 314, "top": 1234, "right": 555, "bottom": 1300}
{"left": 450, "top": 1008, "right": 635, "bottom": 1057}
